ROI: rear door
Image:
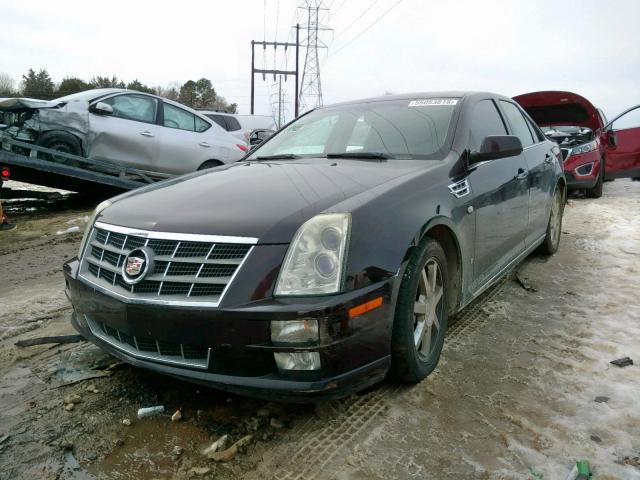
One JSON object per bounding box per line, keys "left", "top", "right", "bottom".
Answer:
{"left": 466, "top": 98, "right": 529, "bottom": 291}
{"left": 157, "top": 103, "right": 227, "bottom": 173}
{"left": 88, "top": 93, "right": 160, "bottom": 170}
{"left": 501, "top": 100, "right": 555, "bottom": 245}
{"left": 604, "top": 105, "right": 640, "bottom": 179}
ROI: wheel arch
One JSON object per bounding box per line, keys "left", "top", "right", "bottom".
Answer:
{"left": 198, "top": 159, "right": 224, "bottom": 170}
{"left": 402, "top": 218, "right": 464, "bottom": 316}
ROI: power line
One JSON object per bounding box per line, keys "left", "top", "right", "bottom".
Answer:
{"left": 333, "top": 0, "right": 381, "bottom": 42}
{"left": 330, "top": 0, "right": 404, "bottom": 57}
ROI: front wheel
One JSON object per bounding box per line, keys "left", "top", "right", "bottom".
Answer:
{"left": 586, "top": 159, "right": 604, "bottom": 198}
{"left": 539, "top": 185, "right": 564, "bottom": 255}
{"left": 390, "top": 237, "right": 449, "bottom": 383}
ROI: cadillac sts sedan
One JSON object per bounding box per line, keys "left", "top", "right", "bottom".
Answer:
{"left": 63, "top": 92, "right": 566, "bottom": 401}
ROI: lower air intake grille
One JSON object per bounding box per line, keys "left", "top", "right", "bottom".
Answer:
{"left": 86, "top": 316, "right": 209, "bottom": 369}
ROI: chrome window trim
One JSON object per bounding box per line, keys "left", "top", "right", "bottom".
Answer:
{"left": 94, "top": 221, "right": 258, "bottom": 245}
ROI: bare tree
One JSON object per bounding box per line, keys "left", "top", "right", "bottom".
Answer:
{"left": 0, "top": 73, "right": 16, "bottom": 96}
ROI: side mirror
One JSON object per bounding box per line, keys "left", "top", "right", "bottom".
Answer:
{"left": 470, "top": 135, "right": 523, "bottom": 164}
{"left": 90, "top": 101, "right": 113, "bottom": 116}
{"left": 607, "top": 131, "right": 617, "bottom": 148}
{"left": 250, "top": 129, "right": 274, "bottom": 146}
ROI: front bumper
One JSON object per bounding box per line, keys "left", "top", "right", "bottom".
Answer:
{"left": 64, "top": 259, "right": 394, "bottom": 402}
{"left": 564, "top": 152, "right": 601, "bottom": 190}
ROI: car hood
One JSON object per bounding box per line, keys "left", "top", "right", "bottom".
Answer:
{"left": 99, "top": 159, "right": 429, "bottom": 244}
{"left": 513, "top": 91, "right": 601, "bottom": 132}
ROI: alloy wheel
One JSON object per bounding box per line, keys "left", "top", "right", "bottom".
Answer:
{"left": 413, "top": 258, "right": 444, "bottom": 361}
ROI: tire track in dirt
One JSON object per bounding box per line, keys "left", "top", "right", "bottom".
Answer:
{"left": 261, "top": 279, "right": 508, "bottom": 480}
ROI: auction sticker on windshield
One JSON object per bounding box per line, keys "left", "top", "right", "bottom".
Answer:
{"left": 408, "top": 98, "right": 458, "bottom": 107}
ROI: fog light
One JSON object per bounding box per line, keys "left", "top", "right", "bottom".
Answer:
{"left": 575, "top": 162, "right": 594, "bottom": 177}
{"left": 271, "top": 319, "right": 319, "bottom": 344}
{"left": 274, "top": 352, "right": 321, "bottom": 370}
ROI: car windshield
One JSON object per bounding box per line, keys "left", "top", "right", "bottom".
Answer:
{"left": 248, "top": 98, "right": 459, "bottom": 160}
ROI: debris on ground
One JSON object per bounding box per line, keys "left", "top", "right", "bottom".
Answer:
{"left": 188, "top": 466, "right": 211, "bottom": 476}
{"left": 590, "top": 435, "right": 602, "bottom": 443}
{"left": 121, "top": 419, "right": 132, "bottom": 426}
{"left": 55, "top": 226, "right": 81, "bottom": 235}
{"left": 209, "top": 444, "right": 238, "bottom": 462}
{"left": 171, "top": 409, "right": 183, "bottom": 422}
{"left": 171, "top": 445, "right": 184, "bottom": 458}
{"left": 515, "top": 272, "right": 538, "bottom": 292}
{"left": 85, "top": 384, "right": 99, "bottom": 393}
{"left": 51, "top": 345, "right": 115, "bottom": 387}
{"left": 137, "top": 405, "right": 165, "bottom": 419}
{"left": 203, "top": 434, "right": 228, "bottom": 457}
{"left": 618, "top": 455, "right": 640, "bottom": 467}
{"left": 564, "top": 460, "right": 592, "bottom": 480}
{"left": 610, "top": 357, "right": 633, "bottom": 368}
{"left": 528, "top": 466, "right": 544, "bottom": 479}
{"left": 270, "top": 417, "right": 285, "bottom": 429}
{"left": 64, "top": 393, "right": 81, "bottom": 405}
{"left": 14, "top": 334, "right": 85, "bottom": 347}
{"left": 594, "top": 396, "right": 609, "bottom": 403}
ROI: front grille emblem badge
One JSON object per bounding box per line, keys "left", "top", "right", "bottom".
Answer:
{"left": 122, "top": 247, "right": 154, "bottom": 285}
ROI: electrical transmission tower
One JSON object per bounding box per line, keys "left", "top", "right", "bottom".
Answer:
{"left": 298, "top": 0, "right": 331, "bottom": 113}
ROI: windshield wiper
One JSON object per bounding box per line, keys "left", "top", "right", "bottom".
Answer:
{"left": 254, "top": 154, "right": 300, "bottom": 161}
{"left": 326, "top": 152, "right": 393, "bottom": 160}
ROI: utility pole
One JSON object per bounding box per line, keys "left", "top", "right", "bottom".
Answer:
{"left": 298, "top": 0, "right": 331, "bottom": 113}
{"left": 277, "top": 76, "right": 283, "bottom": 128}
{"left": 250, "top": 24, "right": 301, "bottom": 117}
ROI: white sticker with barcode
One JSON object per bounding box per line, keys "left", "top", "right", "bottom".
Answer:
{"left": 408, "top": 98, "right": 458, "bottom": 107}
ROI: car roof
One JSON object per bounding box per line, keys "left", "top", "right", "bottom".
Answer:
{"left": 324, "top": 91, "right": 511, "bottom": 108}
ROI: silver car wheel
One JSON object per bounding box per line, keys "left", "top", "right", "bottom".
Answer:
{"left": 413, "top": 258, "right": 444, "bottom": 360}
{"left": 549, "top": 189, "right": 562, "bottom": 249}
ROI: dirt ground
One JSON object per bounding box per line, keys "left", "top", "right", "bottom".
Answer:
{"left": 0, "top": 179, "right": 639, "bottom": 480}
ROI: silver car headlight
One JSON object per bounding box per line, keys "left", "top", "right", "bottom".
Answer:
{"left": 78, "top": 200, "right": 112, "bottom": 259}
{"left": 275, "top": 213, "right": 351, "bottom": 296}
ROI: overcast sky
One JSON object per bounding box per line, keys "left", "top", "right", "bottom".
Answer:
{"left": 2, "top": 0, "right": 639, "bottom": 120}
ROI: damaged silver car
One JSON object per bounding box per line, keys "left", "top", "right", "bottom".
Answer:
{"left": 0, "top": 89, "right": 247, "bottom": 177}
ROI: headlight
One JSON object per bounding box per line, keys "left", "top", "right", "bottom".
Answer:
{"left": 78, "top": 200, "right": 112, "bottom": 258}
{"left": 570, "top": 140, "right": 598, "bottom": 155}
{"left": 275, "top": 213, "right": 351, "bottom": 296}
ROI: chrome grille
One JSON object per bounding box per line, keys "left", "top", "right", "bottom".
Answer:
{"left": 86, "top": 316, "right": 210, "bottom": 369}
{"left": 78, "top": 222, "right": 256, "bottom": 306}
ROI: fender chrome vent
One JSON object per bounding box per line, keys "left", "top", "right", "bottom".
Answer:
{"left": 448, "top": 179, "right": 471, "bottom": 198}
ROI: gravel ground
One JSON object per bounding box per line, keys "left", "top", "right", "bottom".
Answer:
{"left": 0, "top": 180, "right": 638, "bottom": 480}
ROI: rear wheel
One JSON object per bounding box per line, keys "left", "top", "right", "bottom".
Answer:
{"left": 198, "top": 159, "right": 224, "bottom": 171}
{"left": 539, "top": 185, "right": 564, "bottom": 255}
{"left": 586, "top": 159, "right": 604, "bottom": 198}
{"left": 391, "top": 237, "right": 449, "bottom": 383}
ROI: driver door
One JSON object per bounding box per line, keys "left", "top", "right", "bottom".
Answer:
{"left": 603, "top": 105, "right": 640, "bottom": 179}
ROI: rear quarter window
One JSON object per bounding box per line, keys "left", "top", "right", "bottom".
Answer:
{"left": 205, "top": 114, "right": 229, "bottom": 130}
{"left": 224, "top": 116, "right": 242, "bottom": 131}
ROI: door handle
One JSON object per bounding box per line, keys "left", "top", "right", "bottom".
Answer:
{"left": 544, "top": 154, "right": 553, "bottom": 164}
{"left": 515, "top": 168, "right": 528, "bottom": 180}
{"left": 140, "top": 131, "right": 154, "bottom": 138}
{"left": 199, "top": 142, "right": 211, "bottom": 148}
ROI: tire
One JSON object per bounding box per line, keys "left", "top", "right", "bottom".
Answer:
{"left": 198, "top": 160, "right": 224, "bottom": 171}
{"left": 539, "top": 185, "right": 564, "bottom": 255}
{"left": 586, "top": 159, "right": 604, "bottom": 198}
{"left": 390, "top": 237, "right": 449, "bottom": 383}
{"left": 37, "top": 131, "right": 82, "bottom": 166}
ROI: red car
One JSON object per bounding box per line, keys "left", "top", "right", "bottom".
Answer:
{"left": 514, "top": 91, "right": 640, "bottom": 197}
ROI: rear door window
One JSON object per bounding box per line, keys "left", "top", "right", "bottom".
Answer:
{"left": 469, "top": 99, "right": 507, "bottom": 150}
{"left": 500, "top": 101, "right": 534, "bottom": 147}
{"left": 205, "top": 114, "right": 229, "bottom": 130}
{"left": 224, "top": 116, "right": 242, "bottom": 132}
{"left": 163, "top": 103, "right": 196, "bottom": 131}
{"left": 102, "top": 94, "right": 158, "bottom": 123}
{"left": 194, "top": 116, "right": 210, "bottom": 133}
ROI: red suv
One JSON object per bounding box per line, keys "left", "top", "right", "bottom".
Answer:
{"left": 514, "top": 91, "right": 640, "bottom": 197}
